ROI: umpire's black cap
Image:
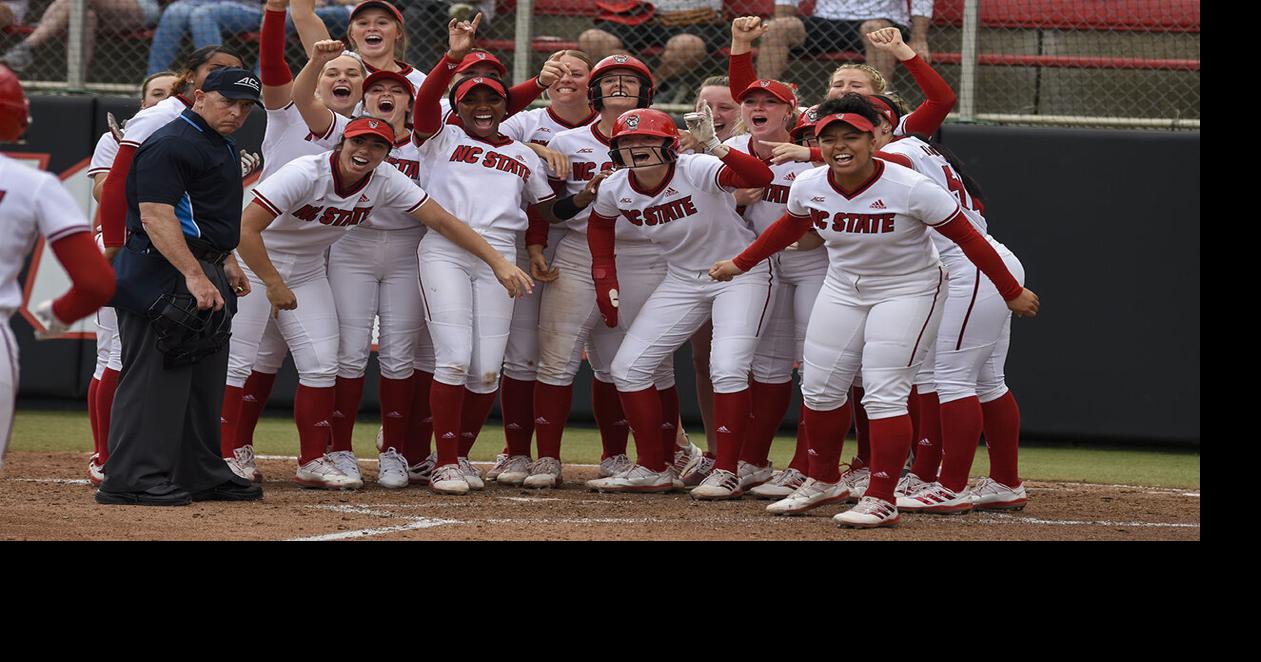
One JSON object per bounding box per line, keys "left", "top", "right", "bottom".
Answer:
{"left": 201, "top": 68, "right": 263, "bottom": 107}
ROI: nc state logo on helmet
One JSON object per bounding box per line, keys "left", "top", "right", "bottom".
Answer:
{"left": 0, "top": 64, "right": 31, "bottom": 143}
{"left": 588, "top": 54, "right": 654, "bottom": 111}
{"left": 609, "top": 109, "right": 680, "bottom": 168}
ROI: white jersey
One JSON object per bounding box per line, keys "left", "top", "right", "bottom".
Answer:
{"left": 118, "top": 94, "right": 191, "bottom": 149}
{"left": 0, "top": 154, "right": 92, "bottom": 314}
{"left": 88, "top": 131, "right": 120, "bottom": 179}
{"left": 879, "top": 136, "right": 988, "bottom": 262}
{"left": 546, "top": 123, "right": 623, "bottom": 236}
{"left": 785, "top": 160, "right": 960, "bottom": 278}
{"left": 414, "top": 124, "right": 555, "bottom": 248}
{"left": 260, "top": 102, "right": 339, "bottom": 182}
{"left": 501, "top": 106, "right": 599, "bottom": 146}
{"left": 314, "top": 113, "right": 426, "bottom": 231}
{"left": 591, "top": 153, "right": 757, "bottom": 278}
{"left": 250, "top": 152, "right": 428, "bottom": 255}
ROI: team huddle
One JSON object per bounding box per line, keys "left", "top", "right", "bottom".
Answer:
{"left": 63, "top": 1, "right": 1039, "bottom": 529}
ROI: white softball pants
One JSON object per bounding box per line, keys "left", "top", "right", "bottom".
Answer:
{"left": 750, "top": 249, "right": 828, "bottom": 384}
{"left": 0, "top": 320, "right": 17, "bottom": 469}
{"left": 502, "top": 226, "right": 565, "bottom": 382}
{"left": 94, "top": 306, "right": 123, "bottom": 378}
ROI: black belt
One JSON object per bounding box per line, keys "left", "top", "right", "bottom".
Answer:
{"left": 126, "top": 234, "right": 229, "bottom": 265}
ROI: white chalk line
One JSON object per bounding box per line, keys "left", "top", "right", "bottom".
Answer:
{"left": 11, "top": 478, "right": 91, "bottom": 485}
{"left": 976, "top": 513, "right": 1199, "bottom": 529}
{"left": 287, "top": 517, "right": 460, "bottom": 542}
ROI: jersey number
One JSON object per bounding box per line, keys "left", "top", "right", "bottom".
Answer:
{"left": 941, "top": 165, "right": 982, "bottom": 213}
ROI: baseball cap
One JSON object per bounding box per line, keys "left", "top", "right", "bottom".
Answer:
{"left": 350, "top": 1, "right": 405, "bottom": 25}
{"left": 201, "top": 68, "right": 263, "bottom": 107}
{"left": 814, "top": 112, "right": 876, "bottom": 136}
{"left": 456, "top": 51, "right": 507, "bottom": 78}
{"left": 736, "top": 79, "right": 798, "bottom": 108}
{"left": 453, "top": 76, "right": 508, "bottom": 104}
{"left": 363, "top": 70, "right": 415, "bottom": 96}
{"left": 344, "top": 116, "right": 396, "bottom": 145}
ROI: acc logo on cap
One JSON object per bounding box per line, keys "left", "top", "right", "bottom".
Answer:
{"left": 236, "top": 76, "right": 261, "bottom": 92}
{"left": 625, "top": 114, "right": 640, "bottom": 129}
{"left": 613, "top": 54, "right": 629, "bottom": 63}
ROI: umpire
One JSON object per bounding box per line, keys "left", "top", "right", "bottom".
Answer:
{"left": 98, "top": 68, "right": 264, "bottom": 506}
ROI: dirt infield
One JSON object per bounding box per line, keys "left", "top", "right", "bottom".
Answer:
{"left": 0, "top": 452, "right": 1200, "bottom": 541}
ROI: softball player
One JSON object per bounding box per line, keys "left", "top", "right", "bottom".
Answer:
{"left": 409, "top": 17, "right": 555, "bottom": 495}
{"left": 1, "top": 65, "right": 116, "bottom": 470}
{"left": 220, "top": 7, "right": 366, "bottom": 483}
{"left": 583, "top": 107, "right": 776, "bottom": 498}
{"left": 865, "top": 99, "right": 1029, "bottom": 512}
{"left": 85, "top": 70, "right": 178, "bottom": 486}
{"left": 710, "top": 96, "right": 1037, "bottom": 527}
{"left": 523, "top": 55, "right": 683, "bottom": 490}
{"left": 234, "top": 117, "right": 531, "bottom": 490}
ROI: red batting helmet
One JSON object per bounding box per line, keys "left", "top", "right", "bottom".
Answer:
{"left": 790, "top": 104, "right": 820, "bottom": 144}
{"left": 588, "top": 54, "right": 653, "bottom": 111}
{"left": 0, "top": 64, "right": 30, "bottom": 143}
{"left": 609, "top": 108, "right": 679, "bottom": 168}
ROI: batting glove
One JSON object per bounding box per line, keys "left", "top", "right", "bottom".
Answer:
{"left": 593, "top": 267, "right": 620, "bottom": 328}
{"left": 683, "top": 104, "right": 722, "bottom": 154}
{"left": 240, "top": 150, "right": 262, "bottom": 178}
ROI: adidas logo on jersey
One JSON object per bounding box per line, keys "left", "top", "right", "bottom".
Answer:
{"left": 665, "top": 187, "right": 680, "bottom": 196}
{"left": 359, "top": 194, "right": 370, "bottom": 203}
{"left": 784, "top": 172, "right": 796, "bottom": 181}
{"left": 870, "top": 199, "right": 887, "bottom": 210}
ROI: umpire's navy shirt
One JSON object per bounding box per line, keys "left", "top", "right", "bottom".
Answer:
{"left": 112, "top": 108, "right": 242, "bottom": 314}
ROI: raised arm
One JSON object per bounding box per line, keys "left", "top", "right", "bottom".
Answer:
{"left": 291, "top": 0, "right": 333, "bottom": 57}
{"left": 728, "top": 15, "right": 767, "bottom": 93}
{"left": 292, "top": 39, "right": 347, "bottom": 139}
{"left": 867, "top": 27, "right": 956, "bottom": 135}
{"left": 414, "top": 15, "right": 480, "bottom": 141}
{"left": 410, "top": 198, "right": 534, "bottom": 297}
{"left": 260, "top": 1, "right": 294, "bottom": 110}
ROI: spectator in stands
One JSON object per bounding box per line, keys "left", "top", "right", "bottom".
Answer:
{"left": 1, "top": 1, "right": 29, "bottom": 31}
{"left": 1, "top": 0, "right": 162, "bottom": 73}
{"left": 579, "top": 0, "right": 726, "bottom": 104}
{"left": 756, "top": 0, "right": 932, "bottom": 84}
{"left": 146, "top": 0, "right": 355, "bottom": 76}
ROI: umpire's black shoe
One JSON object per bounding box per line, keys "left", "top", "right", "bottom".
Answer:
{"left": 95, "top": 484, "right": 193, "bottom": 506}
{"left": 191, "top": 480, "right": 263, "bottom": 502}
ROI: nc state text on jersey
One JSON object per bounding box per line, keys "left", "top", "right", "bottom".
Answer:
{"left": 448, "top": 145, "right": 533, "bottom": 181}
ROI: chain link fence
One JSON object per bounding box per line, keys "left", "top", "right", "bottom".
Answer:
{"left": 2, "top": 0, "right": 1199, "bottom": 128}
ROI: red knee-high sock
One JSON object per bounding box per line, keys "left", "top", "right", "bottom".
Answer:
{"left": 238, "top": 370, "right": 277, "bottom": 447}
{"left": 533, "top": 382, "right": 574, "bottom": 460}
{"left": 500, "top": 376, "right": 536, "bottom": 457}
{"left": 867, "top": 415, "right": 915, "bottom": 504}
{"left": 658, "top": 385, "right": 680, "bottom": 464}
{"left": 851, "top": 386, "right": 871, "bottom": 466}
{"left": 294, "top": 385, "right": 336, "bottom": 465}
{"left": 788, "top": 402, "right": 810, "bottom": 473}
{"left": 741, "top": 379, "right": 793, "bottom": 467}
{"left": 331, "top": 376, "right": 365, "bottom": 453}
{"left": 220, "top": 385, "right": 244, "bottom": 458}
{"left": 910, "top": 390, "right": 943, "bottom": 481}
{"left": 907, "top": 386, "right": 921, "bottom": 465}
{"left": 618, "top": 386, "right": 666, "bottom": 471}
{"left": 405, "top": 371, "right": 434, "bottom": 464}
{"left": 982, "top": 391, "right": 1022, "bottom": 488}
{"left": 87, "top": 377, "right": 100, "bottom": 456}
{"left": 95, "top": 369, "right": 119, "bottom": 463}
{"left": 431, "top": 380, "right": 466, "bottom": 467}
{"left": 937, "top": 396, "right": 984, "bottom": 493}
{"left": 592, "top": 378, "right": 629, "bottom": 459}
{"left": 804, "top": 401, "right": 851, "bottom": 483}
{"left": 458, "top": 389, "right": 499, "bottom": 457}
{"left": 713, "top": 389, "right": 751, "bottom": 474}
{"left": 379, "top": 376, "right": 414, "bottom": 453}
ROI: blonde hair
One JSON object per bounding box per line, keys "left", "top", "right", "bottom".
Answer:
{"left": 553, "top": 49, "right": 593, "bottom": 70}
{"left": 731, "top": 80, "right": 801, "bottom": 137}
{"left": 832, "top": 63, "right": 888, "bottom": 94}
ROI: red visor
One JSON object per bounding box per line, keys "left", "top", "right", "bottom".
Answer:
{"left": 453, "top": 76, "right": 508, "bottom": 104}
{"left": 814, "top": 113, "right": 876, "bottom": 136}
{"left": 456, "top": 51, "right": 507, "bottom": 78}
{"left": 350, "top": 1, "right": 405, "bottom": 25}
{"left": 363, "top": 70, "right": 414, "bottom": 96}
{"left": 736, "top": 79, "right": 798, "bottom": 108}
{"left": 865, "top": 96, "right": 898, "bottom": 127}
{"left": 344, "top": 116, "right": 396, "bottom": 144}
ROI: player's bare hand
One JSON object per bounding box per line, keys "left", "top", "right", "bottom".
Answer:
{"left": 1007, "top": 288, "right": 1040, "bottom": 318}
{"left": 538, "top": 52, "right": 566, "bottom": 88}
{"left": 495, "top": 260, "right": 535, "bottom": 298}
{"left": 678, "top": 129, "right": 701, "bottom": 154}
{"left": 731, "top": 16, "right": 768, "bottom": 47}
{"left": 102, "top": 246, "right": 121, "bottom": 263}
{"left": 867, "top": 27, "right": 917, "bottom": 61}
{"left": 734, "top": 187, "right": 762, "bottom": 206}
{"left": 266, "top": 282, "right": 296, "bottom": 318}
{"left": 708, "top": 259, "right": 744, "bottom": 282}
{"left": 188, "top": 274, "right": 225, "bottom": 312}
{"left": 527, "top": 245, "right": 559, "bottom": 283}
{"left": 764, "top": 141, "right": 813, "bottom": 165}
{"left": 310, "top": 39, "right": 345, "bottom": 65}
{"left": 225, "top": 259, "right": 251, "bottom": 297}
{"left": 446, "top": 12, "right": 482, "bottom": 60}
{"left": 527, "top": 143, "right": 569, "bottom": 178}
{"left": 574, "top": 170, "right": 611, "bottom": 207}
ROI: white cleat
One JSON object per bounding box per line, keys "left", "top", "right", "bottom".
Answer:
{"left": 377, "top": 448, "right": 410, "bottom": 489}
{"left": 486, "top": 453, "right": 511, "bottom": 481}
{"left": 430, "top": 463, "right": 470, "bottom": 495}
{"left": 748, "top": 467, "right": 807, "bottom": 500}
{"left": 586, "top": 464, "right": 674, "bottom": 493}
{"left": 737, "top": 460, "right": 774, "bottom": 491}
{"left": 840, "top": 463, "right": 870, "bottom": 502}
{"left": 766, "top": 477, "right": 850, "bottom": 515}
{"left": 672, "top": 439, "right": 702, "bottom": 476}
{"left": 458, "top": 457, "right": 485, "bottom": 490}
{"left": 295, "top": 456, "right": 362, "bottom": 490}
{"left": 87, "top": 453, "right": 105, "bottom": 487}
{"left": 680, "top": 452, "right": 716, "bottom": 488}
{"left": 897, "top": 481, "right": 973, "bottom": 514}
{"left": 598, "top": 453, "right": 635, "bottom": 478}
{"left": 408, "top": 452, "right": 437, "bottom": 485}
{"left": 234, "top": 444, "right": 263, "bottom": 483}
{"left": 834, "top": 496, "right": 901, "bottom": 528}
{"left": 522, "top": 457, "right": 563, "bottom": 489}
{"left": 495, "top": 455, "right": 532, "bottom": 486}
{"left": 690, "top": 468, "right": 742, "bottom": 500}
{"left": 895, "top": 472, "right": 933, "bottom": 499}
{"left": 968, "top": 477, "right": 1028, "bottom": 511}
{"left": 326, "top": 450, "right": 363, "bottom": 485}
